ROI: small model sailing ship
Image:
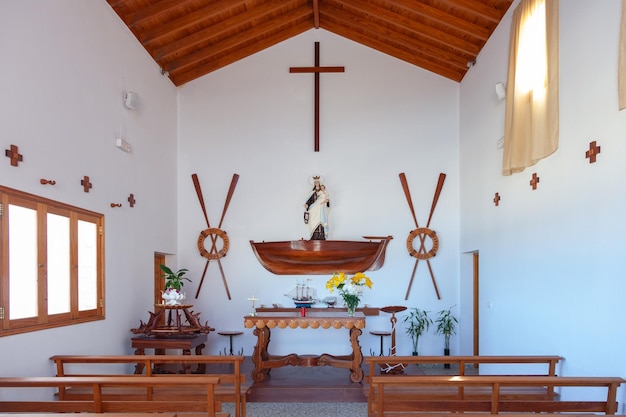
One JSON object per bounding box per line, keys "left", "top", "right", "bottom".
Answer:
{"left": 285, "top": 280, "right": 317, "bottom": 307}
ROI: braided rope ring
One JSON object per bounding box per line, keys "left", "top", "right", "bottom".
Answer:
{"left": 197, "top": 228, "right": 229, "bottom": 260}
{"left": 406, "top": 227, "right": 439, "bottom": 260}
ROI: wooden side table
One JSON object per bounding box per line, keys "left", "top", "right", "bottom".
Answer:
{"left": 218, "top": 330, "right": 244, "bottom": 355}
{"left": 369, "top": 330, "right": 391, "bottom": 356}
{"left": 131, "top": 333, "right": 207, "bottom": 374}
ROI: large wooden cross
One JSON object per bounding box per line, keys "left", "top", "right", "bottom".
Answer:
{"left": 290, "top": 42, "right": 344, "bottom": 152}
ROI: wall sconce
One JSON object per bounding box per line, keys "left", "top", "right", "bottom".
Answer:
{"left": 495, "top": 82, "right": 506, "bottom": 100}
{"left": 123, "top": 91, "right": 140, "bottom": 110}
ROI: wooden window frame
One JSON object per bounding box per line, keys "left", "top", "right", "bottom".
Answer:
{"left": 0, "top": 185, "right": 105, "bottom": 337}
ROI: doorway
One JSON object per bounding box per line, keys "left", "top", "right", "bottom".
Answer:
{"left": 154, "top": 253, "right": 166, "bottom": 325}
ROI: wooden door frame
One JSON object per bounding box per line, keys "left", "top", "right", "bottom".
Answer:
{"left": 473, "top": 252, "right": 479, "bottom": 358}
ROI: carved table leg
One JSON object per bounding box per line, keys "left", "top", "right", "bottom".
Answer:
{"left": 133, "top": 347, "right": 145, "bottom": 374}
{"left": 349, "top": 327, "right": 364, "bottom": 383}
{"left": 195, "top": 343, "right": 206, "bottom": 374}
{"left": 252, "top": 326, "right": 271, "bottom": 382}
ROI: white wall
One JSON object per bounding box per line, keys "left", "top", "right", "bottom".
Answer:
{"left": 0, "top": 0, "right": 178, "bottom": 379}
{"left": 460, "top": 0, "right": 626, "bottom": 408}
{"left": 177, "top": 30, "right": 461, "bottom": 357}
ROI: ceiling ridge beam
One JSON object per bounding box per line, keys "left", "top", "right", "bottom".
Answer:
{"left": 325, "top": 0, "right": 480, "bottom": 56}
{"left": 382, "top": 0, "right": 491, "bottom": 41}
{"left": 163, "top": 8, "right": 312, "bottom": 75}
{"left": 170, "top": 22, "right": 312, "bottom": 86}
{"left": 155, "top": 0, "right": 309, "bottom": 61}
{"left": 313, "top": 0, "right": 320, "bottom": 28}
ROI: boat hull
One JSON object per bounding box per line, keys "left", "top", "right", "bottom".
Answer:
{"left": 249, "top": 236, "right": 393, "bottom": 275}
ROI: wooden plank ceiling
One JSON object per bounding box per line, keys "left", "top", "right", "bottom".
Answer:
{"left": 106, "top": 0, "right": 514, "bottom": 86}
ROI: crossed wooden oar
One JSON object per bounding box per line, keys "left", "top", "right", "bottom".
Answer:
{"left": 399, "top": 172, "right": 446, "bottom": 300}
{"left": 192, "top": 173, "right": 239, "bottom": 300}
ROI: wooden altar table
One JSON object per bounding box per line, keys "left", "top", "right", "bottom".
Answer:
{"left": 243, "top": 311, "right": 366, "bottom": 383}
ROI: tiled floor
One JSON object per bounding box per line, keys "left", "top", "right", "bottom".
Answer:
{"left": 222, "top": 402, "right": 367, "bottom": 417}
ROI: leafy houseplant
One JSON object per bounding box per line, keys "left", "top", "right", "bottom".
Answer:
{"left": 435, "top": 306, "right": 458, "bottom": 367}
{"left": 159, "top": 264, "right": 191, "bottom": 291}
{"left": 403, "top": 308, "right": 432, "bottom": 356}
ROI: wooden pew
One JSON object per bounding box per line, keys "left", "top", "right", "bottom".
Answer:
{"left": 365, "top": 355, "right": 564, "bottom": 379}
{"left": 0, "top": 375, "right": 226, "bottom": 416}
{"left": 368, "top": 374, "right": 625, "bottom": 417}
{"left": 365, "top": 355, "right": 563, "bottom": 410}
{"left": 50, "top": 354, "right": 250, "bottom": 417}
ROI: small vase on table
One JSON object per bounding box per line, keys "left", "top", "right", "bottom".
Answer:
{"left": 346, "top": 300, "right": 358, "bottom": 316}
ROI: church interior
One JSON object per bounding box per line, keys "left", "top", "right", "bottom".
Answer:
{"left": 1, "top": 0, "right": 626, "bottom": 414}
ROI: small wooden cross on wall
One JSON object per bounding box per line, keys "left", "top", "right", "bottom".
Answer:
{"left": 530, "top": 173, "right": 540, "bottom": 190}
{"left": 493, "top": 192, "right": 501, "bottom": 206}
{"left": 81, "top": 176, "right": 93, "bottom": 193}
{"left": 128, "top": 193, "right": 136, "bottom": 207}
{"left": 586, "top": 140, "right": 601, "bottom": 163}
{"left": 5, "top": 144, "right": 23, "bottom": 167}
{"left": 290, "top": 42, "right": 345, "bottom": 152}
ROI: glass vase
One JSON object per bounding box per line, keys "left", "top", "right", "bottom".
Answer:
{"left": 346, "top": 301, "right": 358, "bottom": 316}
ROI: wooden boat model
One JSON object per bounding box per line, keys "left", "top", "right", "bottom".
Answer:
{"left": 249, "top": 236, "right": 393, "bottom": 275}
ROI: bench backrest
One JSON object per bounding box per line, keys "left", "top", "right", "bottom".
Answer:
{"left": 0, "top": 375, "right": 220, "bottom": 415}
{"left": 50, "top": 354, "right": 246, "bottom": 417}
{"left": 365, "top": 355, "right": 563, "bottom": 378}
{"left": 369, "top": 374, "right": 625, "bottom": 416}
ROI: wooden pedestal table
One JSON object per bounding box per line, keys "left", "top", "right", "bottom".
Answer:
{"left": 244, "top": 312, "right": 366, "bottom": 383}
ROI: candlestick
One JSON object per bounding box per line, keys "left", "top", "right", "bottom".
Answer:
{"left": 247, "top": 295, "right": 259, "bottom": 316}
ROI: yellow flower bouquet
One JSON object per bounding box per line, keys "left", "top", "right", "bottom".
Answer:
{"left": 325, "top": 272, "right": 372, "bottom": 316}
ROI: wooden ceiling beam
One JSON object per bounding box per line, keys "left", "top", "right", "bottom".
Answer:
{"left": 169, "top": 21, "right": 312, "bottom": 85}
{"left": 163, "top": 7, "right": 312, "bottom": 75}
{"left": 126, "top": 0, "right": 196, "bottom": 27}
{"left": 140, "top": 0, "right": 244, "bottom": 47}
{"left": 383, "top": 0, "right": 491, "bottom": 41}
{"left": 326, "top": 0, "right": 481, "bottom": 56}
{"left": 324, "top": 21, "right": 464, "bottom": 82}
{"left": 313, "top": 0, "right": 320, "bottom": 28}
{"left": 437, "top": 0, "right": 509, "bottom": 23}
{"left": 321, "top": 8, "right": 470, "bottom": 71}
{"left": 155, "top": 0, "right": 309, "bottom": 61}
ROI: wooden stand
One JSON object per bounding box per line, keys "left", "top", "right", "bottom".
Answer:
{"left": 131, "top": 304, "right": 214, "bottom": 337}
{"left": 380, "top": 306, "right": 407, "bottom": 374}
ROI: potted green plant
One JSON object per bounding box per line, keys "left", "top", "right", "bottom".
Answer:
{"left": 159, "top": 264, "right": 191, "bottom": 305}
{"left": 435, "top": 305, "right": 458, "bottom": 367}
{"left": 403, "top": 308, "right": 432, "bottom": 356}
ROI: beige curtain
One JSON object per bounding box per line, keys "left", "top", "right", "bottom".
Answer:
{"left": 617, "top": 0, "right": 626, "bottom": 110}
{"left": 502, "top": 0, "right": 559, "bottom": 176}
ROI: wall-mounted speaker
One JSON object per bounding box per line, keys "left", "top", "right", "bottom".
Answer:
{"left": 495, "top": 82, "right": 506, "bottom": 100}
{"left": 124, "top": 91, "right": 140, "bottom": 110}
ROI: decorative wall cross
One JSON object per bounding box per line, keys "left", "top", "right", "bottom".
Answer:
{"left": 128, "top": 193, "right": 136, "bottom": 207}
{"left": 493, "top": 192, "right": 501, "bottom": 206}
{"left": 290, "top": 42, "right": 345, "bottom": 152}
{"left": 530, "top": 173, "right": 540, "bottom": 190}
{"left": 586, "top": 140, "right": 601, "bottom": 163}
{"left": 5, "top": 144, "right": 23, "bottom": 166}
{"left": 81, "top": 176, "right": 93, "bottom": 193}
